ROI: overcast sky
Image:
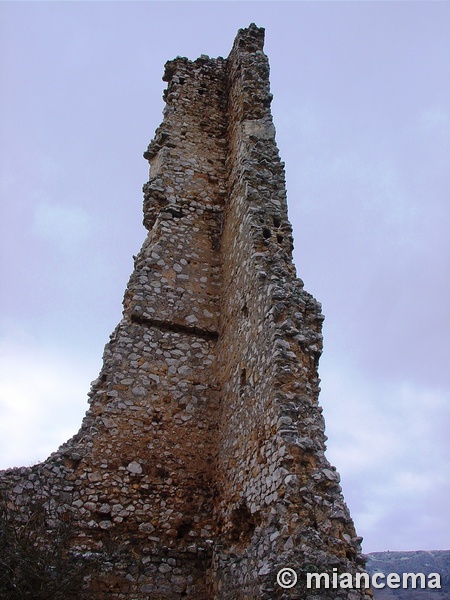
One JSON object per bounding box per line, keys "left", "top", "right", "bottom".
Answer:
{"left": 0, "top": 1, "right": 449, "bottom": 555}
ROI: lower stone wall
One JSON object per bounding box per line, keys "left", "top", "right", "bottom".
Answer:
{"left": 0, "top": 314, "right": 221, "bottom": 598}
{"left": 0, "top": 467, "right": 214, "bottom": 599}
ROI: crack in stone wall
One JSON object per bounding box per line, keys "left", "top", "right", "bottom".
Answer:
{"left": 130, "top": 313, "right": 219, "bottom": 341}
{"left": 0, "top": 24, "right": 371, "bottom": 600}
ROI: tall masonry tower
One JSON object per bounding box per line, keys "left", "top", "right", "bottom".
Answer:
{"left": 0, "top": 25, "right": 370, "bottom": 599}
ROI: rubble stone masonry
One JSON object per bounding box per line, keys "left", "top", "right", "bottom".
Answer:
{"left": 0, "top": 25, "right": 370, "bottom": 599}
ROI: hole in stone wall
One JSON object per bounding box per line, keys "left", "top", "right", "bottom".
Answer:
{"left": 158, "top": 466, "right": 169, "bottom": 479}
{"left": 272, "top": 216, "right": 281, "bottom": 228}
{"left": 97, "top": 512, "right": 112, "bottom": 521}
{"left": 63, "top": 457, "right": 81, "bottom": 471}
{"left": 240, "top": 368, "right": 247, "bottom": 392}
{"left": 228, "top": 503, "right": 259, "bottom": 545}
{"left": 164, "top": 206, "right": 183, "bottom": 219}
{"left": 177, "top": 519, "right": 193, "bottom": 539}
{"left": 242, "top": 303, "right": 248, "bottom": 317}
{"left": 277, "top": 234, "right": 283, "bottom": 244}
{"left": 262, "top": 228, "right": 271, "bottom": 239}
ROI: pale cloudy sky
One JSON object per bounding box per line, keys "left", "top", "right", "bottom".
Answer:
{"left": 0, "top": 1, "right": 449, "bottom": 554}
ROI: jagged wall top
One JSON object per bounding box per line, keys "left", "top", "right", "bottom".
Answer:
{"left": 232, "top": 22, "right": 265, "bottom": 52}
{"left": 144, "top": 24, "right": 270, "bottom": 164}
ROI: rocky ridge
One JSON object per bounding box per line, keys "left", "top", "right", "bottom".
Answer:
{"left": 366, "top": 550, "right": 450, "bottom": 599}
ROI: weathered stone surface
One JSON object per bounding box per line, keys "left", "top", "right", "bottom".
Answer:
{"left": 0, "top": 24, "right": 370, "bottom": 599}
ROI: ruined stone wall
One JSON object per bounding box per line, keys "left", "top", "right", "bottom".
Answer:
{"left": 212, "top": 25, "right": 367, "bottom": 599}
{"left": 0, "top": 24, "right": 369, "bottom": 600}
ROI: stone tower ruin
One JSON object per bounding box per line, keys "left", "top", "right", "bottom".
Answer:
{"left": 0, "top": 24, "right": 369, "bottom": 599}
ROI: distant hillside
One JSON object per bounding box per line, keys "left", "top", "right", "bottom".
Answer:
{"left": 366, "top": 550, "right": 450, "bottom": 599}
